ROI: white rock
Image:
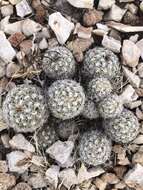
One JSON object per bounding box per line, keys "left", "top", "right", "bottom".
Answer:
{"left": 93, "top": 29, "right": 108, "bottom": 36}
{"left": 0, "top": 16, "right": 23, "bottom": 35}
{"left": 39, "top": 27, "right": 50, "bottom": 39}
{"left": 28, "top": 173, "right": 46, "bottom": 188}
{"left": 78, "top": 164, "right": 105, "bottom": 184}
{"left": 7, "top": 151, "right": 31, "bottom": 174}
{"left": 16, "top": 0, "right": 32, "bottom": 18}
{"left": 39, "top": 38, "right": 48, "bottom": 50}
{"left": 107, "top": 21, "right": 143, "bottom": 33}
{"left": 96, "top": 23, "right": 110, "bottom": 32}
{"left": 124, "top": 164, "right": 143, "bottom": 186}
{"left": 127, "top": 100, "right": 142, "bottom": 109}
{"left": 125, "top": 3, "right": 138, "bottom": 15}
{"left": 129, "top": 34, "right": 139, "bottom": 43}
{"left": 123, "top": 66, "right": 141, "bottom": 88}
{"left": 74, "top": 23, "right": 92, "bottom": 39}
{"left": 102, "top": 35, "right": 121, "bottom": 53}
{"left": 122, "top": 40, "right": 141, "bottom": 67}
{"left": 9, "top": 134, "right": 35, "bottom": 152}
{"left": 94, "top": 24, "right": 110, "bottom": 36}
{"left": 49, "top": 12, "right": 74, "bottom": 44}
{"left": 46, "top": 140, "right": 74, "bottom": 165}
{"left": 9, "top": 0, "right": 21, "bottom": 5}
{"left": 0, "top": 31, "right": 16, "bottom": 62}
{"left": 22, "top": 19, "right": 42, "bottom": 36}
{"left": 98, "top": 0, "right": 115, "bottom": 10}
{"left": 66, "top": 0, "right": 94, "bottom": 9}
{"left": 119, "top": 85, "right": 138, "bottom": 104}
{"left": 136, "top": 39, "right": 143, "bottom": 60}
{"left": 59, "top": 168, "right": 78, "bottom": 189}
{"left": 105, "top": 4, "right": 127, "bottom": 22}
{"left": 45, "top": 165, "right": 60, "bottom": 189}
{"left": 133, "top": 135, "right": 143, "bottom": 144}
{"left": 0, "top": 5, "right": 13, "bottom": 17}
{"left": 58, "top": 155, "right": 75, "bottom": 168}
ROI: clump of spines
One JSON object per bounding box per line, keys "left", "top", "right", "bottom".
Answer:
{"left": 82, "top": 98, "right": 99, "bottom": 119}
{"left": 79, "top": 129, "right": 112, "bottom": 166}
{"left": 34, "top": 124, "right": 58, "bottom": 149}
{"left": 87, "top": 77, "right": 113, "bottom": 102}
{"left": 47, "top": 79, "right": 85, "bottom": 120}
{"left": 42, "top": 46, "right": 76, "bottom": 79}
{"left": 82, "top": 47, "right": 121, "bottom": 79}
{"left": 3, "top": 84, "right": 48, "bottom": 132}
{"left": 99, "top": 94, "right": 123, "bottom": 119}
{"left": 103, "top": 109, "right": 140, "bottom": 144}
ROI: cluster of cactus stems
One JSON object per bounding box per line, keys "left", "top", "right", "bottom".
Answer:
{"left": 2, "top": 46, "right": 140, "bottom": 166}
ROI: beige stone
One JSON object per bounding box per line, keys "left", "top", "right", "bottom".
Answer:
{"left": 0, "top": 173, "right": 16, "bottom": 189}
{"left": 49, "top": 12, "right": 74, "bottom": 44}
{"left": 105, "top": 4, "right": 126, "bottom": 22}
{"left": 98, "top": 0, "right": 115, "bottom": 10}
{"left": 101, "top": 173, "right": 120, "bottom": 184}
{"left": 66, "top": 0, "right": 94, "bottom": 9}
{"left": 102, "top": 35, "right": 121, "bottom": 53}
{"left": 124, "top": 164, "right": 143, "bottom": 187}
{"left": 123, "top": 67, "right": 141, "bottom": 88}
{"left": 122, "top": 40, "right": 141, "bottom": 67}
{"left": 83, "top": 9, "right": 103, "bottom": 26}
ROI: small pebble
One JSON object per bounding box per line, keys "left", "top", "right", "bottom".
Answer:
{"left": 0, "top": 161, "right": 8, "bottom": 173}
{"left": 7, "top": 151, "right": 31, "bottom": 174}
{"left": 22, "top": 19, "right": 42, "bottom": 36}
{"left": 74, "top": 23, "right": 92, "bottom": 39}
{"left": 102, "top": 35, "right": 121, "bottom": 53}
{"left": 83, "top": 9, "right": 103, "bottom": 26}
{"left": 28, "top": 173, "right": 46, "bottom": 188}
{"left": 46, "top": 140, "right": 74, "bottom": 165}
{"left": 39, "top": 38, "right": 48, "bottom": 50}
{"left": 0, "top": 31, "right": 16, "bottom": 61}
{"left": 8, "top": 32, "right": 26, "bottom": 47}
{"left": 49, "top": 12, "right": 74, "bottom": 44}
{"left": 9, "top": 134, "right": 35, "bottom": 152}
{"left": 16, "top": 0, "right": 32, "bottom": 18}
{"left": 12, "top": 182, "right": 32, "bottom": 190}
{"left": 105, "top": 4, "right": 126, "bottom": 22}
{"left": 124, "top": 164, "right": 143, "bottom": 187}
{"left": 122, "top": 40, "right": 141, "bottom": 67}
{"left": 66, "top": 0, "right": 94, "bottom": 9}
{"left": 98, "top": 0, "right": 115, "bottom": 10}
{"left": 0, "top": 5, "right": 13, "bottom": 17}
{"left": 123, "top": 66, "right": 141, "bottom": 88}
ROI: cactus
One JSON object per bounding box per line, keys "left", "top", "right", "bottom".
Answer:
{"left": 103, "top": 109, "right": 140, "bottom": 144}
{"left": 99, "top": 94, "right": 123, "bottom": 119}
{"left": 82, "top": 47, "right": 121, "bottom": 79}
{"left": 35, "top": 125, "right": 58, "bottom": 149}
{"left": 47, "top": 79, "right": 85, "bottom": 120}
{"left": 87, "top": 77, "right": 113, "bottom": 102}
{"left": 42, "top": 46, "right": 76, "bottom": 79}
{"left": 79, "top": 129, "right": 112, "bottom": 166}
{"left": 82, "top": 98, "right": 99, "bottom": 119}
{"left": 3, "top": 84, "right": 48, "bottom": 132}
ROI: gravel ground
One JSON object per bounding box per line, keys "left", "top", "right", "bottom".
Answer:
{"left": 0, "top": 0, "right": 143, "bottom": 190}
